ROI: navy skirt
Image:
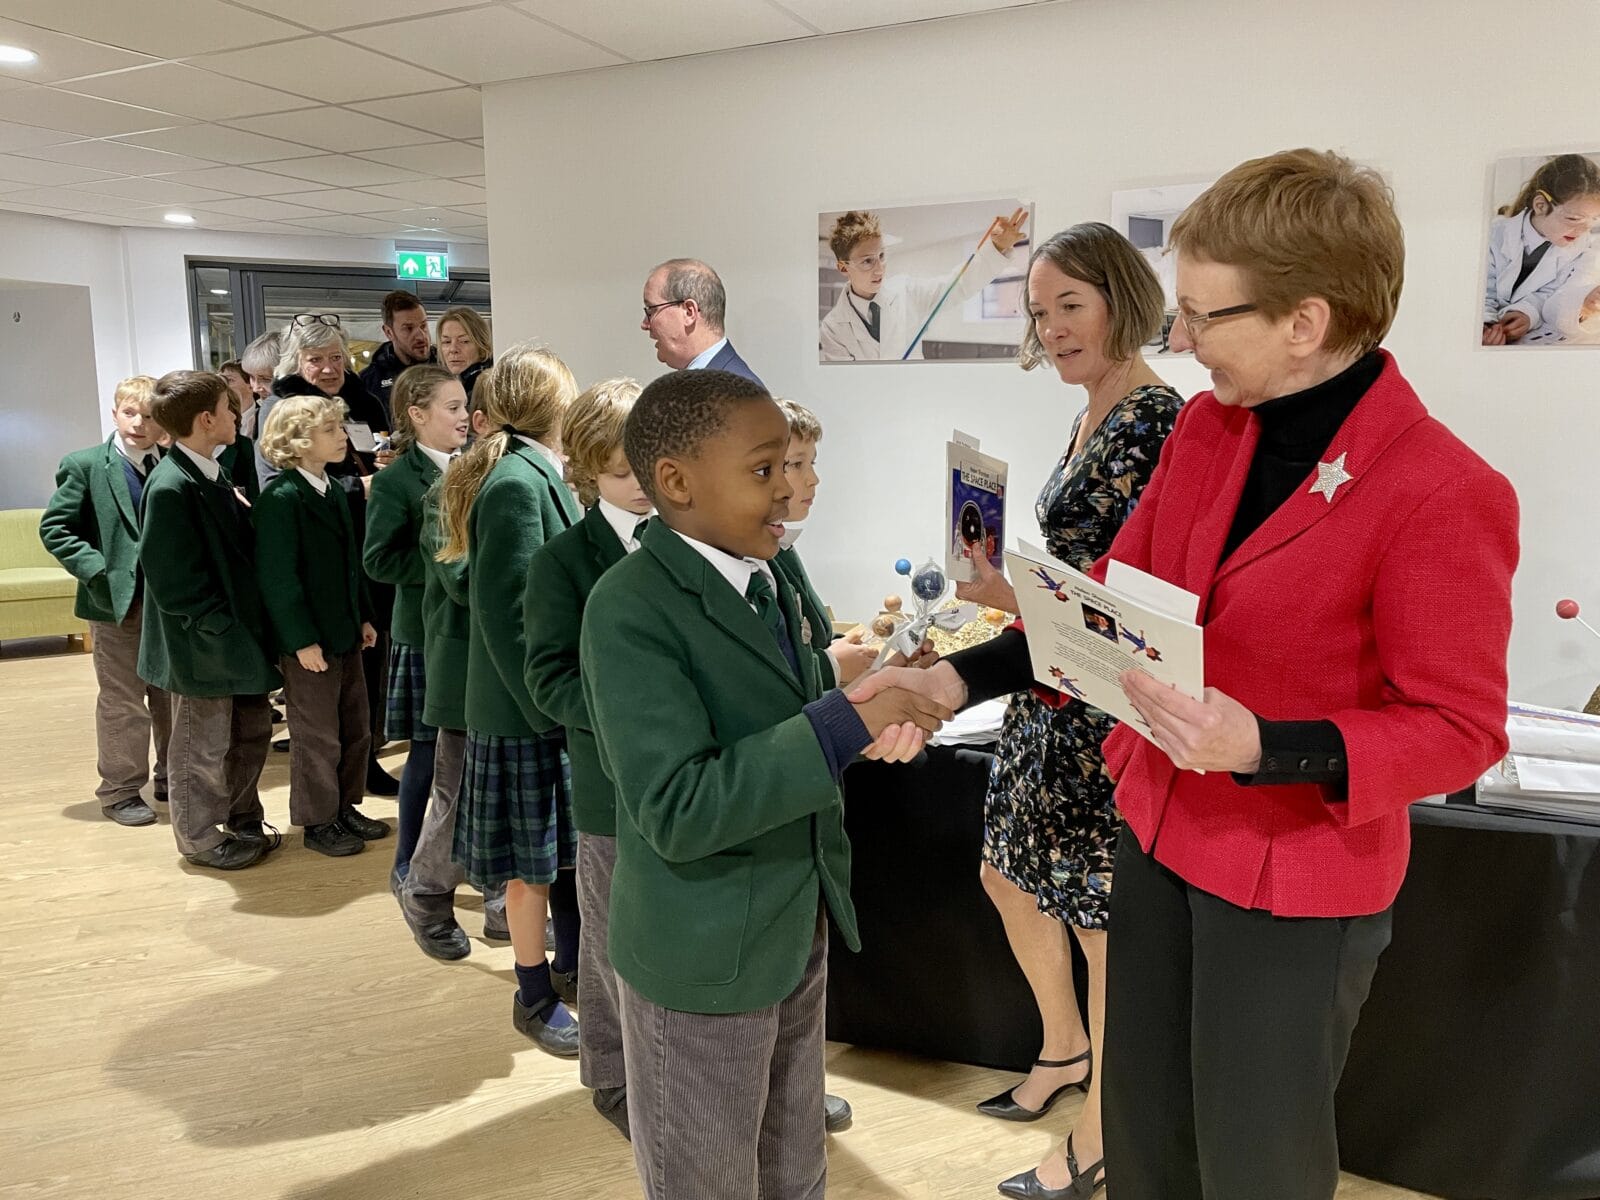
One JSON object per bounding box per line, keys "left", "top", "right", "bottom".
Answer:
{"left": 384, "top": 640, "right": 436, "bottom": 744}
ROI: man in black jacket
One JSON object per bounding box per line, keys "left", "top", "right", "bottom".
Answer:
{"left": 360, "top": 290, "right": 436, "bottom": 415}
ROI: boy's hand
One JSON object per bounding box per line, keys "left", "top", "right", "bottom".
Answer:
{"left": 360, "top": 622, "right": 377, "bottom": 649}
{"left": 1481, "top": 322, "right": 1506, "bottom": 346}
{"left": 862, "top": 720, "right": 927, "bottom": 763}
{"left": 296, "top": 644, "right": 328, "bottom": 673}
{"left": 1498, "top": 311, "right": 1531, "bottom": 342}
{"left": 828, "top": 627, "right": 878, "bottom": 686}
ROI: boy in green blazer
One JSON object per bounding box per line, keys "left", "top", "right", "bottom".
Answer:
{"left": 139, "top": 371, "right": 280, "bottom": 871}
{"left": 580, "top": 369, "right": 950, "bottom": 1198}
{"left": 216, "top": 382, "right": 261, "bottom": 507}
{"left": 255, "top": 394, "right": 383, "bottom": 858}
{"left": 40, "top": 375, "right": 173, "bottom": 827}
{"left": 525, "top": 377, "right": 650, "bottom": 1138}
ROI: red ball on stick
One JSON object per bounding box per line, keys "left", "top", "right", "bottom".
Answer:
{"left": 1557, "top": 598, "right": 1581, "bottom": 619}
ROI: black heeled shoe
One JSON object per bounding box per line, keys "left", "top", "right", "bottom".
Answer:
{"left": 997, "top": 1133, "right": 1106, "bottom": 1199}
{"left": 976, "top": 1048, "right": 1092, "bottom": 1121}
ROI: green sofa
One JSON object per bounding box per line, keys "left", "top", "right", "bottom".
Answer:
{"left": 0, "top": 508, "right": 87, "bottom": 645}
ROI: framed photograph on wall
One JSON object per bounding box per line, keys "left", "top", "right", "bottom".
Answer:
{"left": 1110, "top": 181, "right": 1214, "bottom": 356}
{"left": 818, "top": 198, "right": 1032, "bottom": 363}
{"left": 1482, "top": 151, "right": 1600, "bottom": 348}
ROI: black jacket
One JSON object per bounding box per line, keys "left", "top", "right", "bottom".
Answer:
{"left": 459, "top": 355, "right": 494, "bottom": 402}
{"left": 359, "top": 341, "right": 436, "bottom": 415}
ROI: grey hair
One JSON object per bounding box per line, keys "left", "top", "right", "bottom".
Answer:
{"left": 275, "top": 319, "right": 350, "bottom": 380}
{"left": 653, "top": 258, "right": 726, "bottom": 332}
{"left": 240, "top": 330, "right": 282, "bottom": 376}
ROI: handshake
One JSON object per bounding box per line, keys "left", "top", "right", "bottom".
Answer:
{"left": 845, "top": 656, "right": 970, "bottom": 764}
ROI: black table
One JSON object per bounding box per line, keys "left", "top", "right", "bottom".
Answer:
{"left": 829, "top": 756, "right": 1600, "bottom": 1200}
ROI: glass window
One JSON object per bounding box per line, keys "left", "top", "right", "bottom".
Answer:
{"left": 192, "top": 266, "right": 236, "bottom": 369}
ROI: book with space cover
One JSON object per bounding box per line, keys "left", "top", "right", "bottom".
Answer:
{"left": 946, "top": 430, "right": 1007, "bottom": 584}
{"left": 1004, "top": 540, "right": 1205, "bottom": 744}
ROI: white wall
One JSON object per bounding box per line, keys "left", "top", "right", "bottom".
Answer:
{"left": 0, "top": 281, "right": 101, "bottom": 508}
{"left": 482, "top": 0, "right": 1600, "bottom": 708}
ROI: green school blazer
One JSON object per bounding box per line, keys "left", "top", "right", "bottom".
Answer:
{"left": 580, "top": 521, "right": 859, "bottom": 1015}
{"left": 38, "top": 435, "right": 145, "bottom": 623}
{"left": 363, "top": 444, "right": 440, "bottom": 648}
{"left": 217, "top": 435, "right": 261, "bottom": 506}
{"left": 419, "top": 480, "right": 470, "bottom": 732}
{"left": 137, "top": 448, "right": 280, "bottom": 698}
{"left": 773, "top": 544, "right": 836, "bottom": 689}
{"left": 525, "top": 506, "right": 637, "bottom": 837}
{"left": 254, "top": 469, "right": 371, "bottom": 657}
{"left": 465, "top": 443, "right": 580, "bottom": 737}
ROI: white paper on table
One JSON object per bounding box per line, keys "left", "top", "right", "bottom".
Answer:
{"left": 1507, "top": 755, "right": 1600, "bottom": 794}
{"left": 1505, "top": 702, "right": 1600, "bottom": 761}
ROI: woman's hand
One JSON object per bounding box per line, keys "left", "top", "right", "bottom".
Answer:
{"left": 827, "top": 627, "right": 879, "bottom": 687}
{"left": 374, "top": 448, "right": 398, "bottom": 468}
{"left": 296, "top": 644, "right": 328, "bottom": 673}
{"left": 954, "top": 552, "right": 1018, "bottom": 614}
{"left": 885, "top": 637, "right": 939, "bottom": 670}
{"left": 1120, "top": 670, "right": 1262, "bottom": 774}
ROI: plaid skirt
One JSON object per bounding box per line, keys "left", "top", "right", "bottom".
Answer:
{"left": 384, "top": 641, "right": 436, "bottom": 744}
{"left": 453, "top": 730, "right": 575, "bottom": 887}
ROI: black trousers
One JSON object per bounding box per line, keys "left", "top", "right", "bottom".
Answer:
{"left": 1102, "top": 823, "right": 1392, "bottom": 1200}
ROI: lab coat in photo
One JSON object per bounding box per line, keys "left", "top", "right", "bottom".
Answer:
{"left": 1540, "top": 260, "right": 1600, "bottom": 343}
{"left": 820, "top": 237, "right": 1012, "bottom": 362}
{"left": 1483, "top": 211, "right": 1596, "bottom": 334}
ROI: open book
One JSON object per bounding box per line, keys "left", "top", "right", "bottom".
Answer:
{"left": 1003, "top": 541, "right": 1204, "bottom": 744}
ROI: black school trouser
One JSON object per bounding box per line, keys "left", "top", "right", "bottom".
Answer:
{"left": 1101, "top": 822, "right": 1392, "bottom": 1200}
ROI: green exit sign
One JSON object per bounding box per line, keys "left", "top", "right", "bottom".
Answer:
{"left": 396, "top": 251, "right": 448, "bottom": 281}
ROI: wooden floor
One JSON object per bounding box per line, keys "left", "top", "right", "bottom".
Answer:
{"left": 0, "top": 640, "right": 1433, "bottom": 1200}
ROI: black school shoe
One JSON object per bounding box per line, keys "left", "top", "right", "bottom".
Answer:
{"left": 512, "top": 993, "right": 580, "bottom": 1058}
{"left": 825, "top": 1092, "right": 853, "bottom": 1133}
{"left": 365, "top": 759, "right": 400, "bottom": 796}
{"left": 304, "top": 820, "right": 364, "bottom": 857}
{"left": 105, "top": 797, "right": 157, "bottom": 826}
{"left": 339, "top": 804, "right": 391, "bottom": 841}
{"left": 552, "top": 967, "right": 578, "bottom": 1006}
{"left": 229, "top": 819, "right": 283, "bottom": 855}
{"left": 185, "top": 836, "right": 266, "bottom": 871}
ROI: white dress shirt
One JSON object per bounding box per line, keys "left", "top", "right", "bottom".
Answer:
{"left": 685, "top": 336, "right": 729, "bottom": 371}
{"left": 296, "top": 465, "right": 330, "bottom": 495}
{"left": 670, "top": 527, "right": 776, "bottom": 614}
{"left": 417, "top": 442, "right": 454, "bottom": 474}
{"left": 597, "top": 498, "right": 651, "bottom": 553}
{"left": 514, "top": 434, "right": 565, "bottom": 477}
{"left": 113, "top": 435, "right": 158, "bottom": 476}
{"left": 175, "top": 440, "right": 222, "bottom": 482}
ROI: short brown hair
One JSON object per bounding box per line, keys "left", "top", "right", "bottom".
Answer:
{"left": 776, "top": 398, "right": 822, "bottom": 442}
{"left": 829, "top": 211, "right": 881, "bottom": 263}
{"left": 564, "top": 377, "right": 641, "bottom": 507}
{"left": 1018, "top": 223, "right": 1165, "bottom": 369}
{"left": 218, "top": 359, "right": 245, "bottom": 382}
{"left": 151, "top": 370, "right": 229, "bottom": 437}
{"left": 1170, "top": 148, "right": 1404, "bottom": 358}
{"left": 437, "top": 306, "right": 492, "bottom": 363}
{"left": 382, "top": 289, "right": 425, "bottom": 327}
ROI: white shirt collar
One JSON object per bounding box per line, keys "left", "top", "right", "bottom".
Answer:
{"left": 669, "top": 526, "right": 776, "bottom": 608}
{"left": 684, "top": 336, "right": 729, "bottom": 372}
{"left": 513, "top": 434, "right": 564, "bottom": 477}
{"left": 113, "top": 435, "right": 156, "bottom": 468}
{"left": 417, "top": 442, "right": 454, "bottom": 474}
{"left": 1521, "top": 210, "right": 1549, "bottom": 253}
{"left": 597, "top": 498, "right": 651, "bottom": 553}
{"left": 296, "top": 465, "right": 330, "bottom": 495}
{"left": 175, "top": 440, "right": 221, "bottom": 481}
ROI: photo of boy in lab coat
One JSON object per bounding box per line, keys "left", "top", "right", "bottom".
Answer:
{"left": 819, "top": 202, "right": 1029, "bottom": 362}
{"left": 1482, "top": 151, "right": 1600, "bottom": 346}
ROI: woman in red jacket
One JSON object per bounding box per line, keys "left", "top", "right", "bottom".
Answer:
{"left": 861, "top": 149, "right": 1518, "bottom": 1200}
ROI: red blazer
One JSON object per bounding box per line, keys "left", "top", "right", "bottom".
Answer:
{"left": 1086, "top": 353, "right": 1517, "bottom": 917}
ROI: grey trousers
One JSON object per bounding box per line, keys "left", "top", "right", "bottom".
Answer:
{"left": 403, "top": 727, "right": 505, "bottom": 922}
{"left": 618, "top": 913, "right": 828, "bottom": 1200}
{"left": 90, "top": 597, "right": 172, "bottom": 809}
{"left": 167, "top": 692, "right": 271, "bottom": 856}
{"left": 576, "top": 831, "right": 624, "bottom": 1090}
{"left": 279, "top": 650, "right": 370, "bottom": 828}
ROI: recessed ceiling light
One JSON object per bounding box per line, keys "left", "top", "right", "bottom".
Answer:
{"left": 163, "top": 212, "right": 196, "bottom": 225}
{"left": 209, "top": 288, "right": 228, "bottom": 295}
{"left": 0, "top": 45, "right": 38, "bottom": 65}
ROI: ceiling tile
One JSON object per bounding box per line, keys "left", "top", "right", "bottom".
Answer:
{"left": 152, "top": 164, "right": 317, "bottom": 195}
{"left": 202, "top": 218, "right": 329, "bottom": 236}
{"left": 386, "top": 205, "right": 459, "bottom": 227}
{"left": 74, "top": 176, "right": 239, "bottom": 205}
{"left": 114, "top": 123, "right": 321, "bottom": 165}
{"left": 0, "top": 18, "right": 157, "bottom": 85}
{"left": 225, "top": 107, "right": 442, "bottom": 153}
{"left": 447, "top": 203, "right": 487, "bottom": 218}
{"left": 269, "top": 187, "right": 417, "bottom": 214}
{"left": 0, "top": 118, "right": 76, "bottom": 153}
{"left": 356, "top": 8, "right": 624, "bottom": 84}
{"left": 0, "top": 185, "right": 150, "bottom": 214}
{"left": 0, "top": 86, "right": 189, "bottom": 138}
{"left": 367, "top": 178, "right": 484, "bottom": 206}
{"left": 14, "top": 139, "right": 214, "bottom": 176}
{"left": 285, "top": 212, "right": 405, "bottom": 235}
{"left": 193, "top": 37, "right": 459, "bottom": 105}
{"left": 251, "top": 154, "right": 425, "bottom": 188}
{"left": 350, "top": 87, "right": 481, "bottom": 140}
{"left": 772, "top": 0, "right": 1031, "bottom": 34}
{"left": 0, "top": 152, "right": 115, "bottom": 186}
{"left": 456, "top": 175, "right": 485, "bottom": 187}
{"left": 188, "top": 196, "right": 332, "bottom": 221}
{"left": 0, "top": 201, "right": 79, "bottom": 218}
{"left": 356, "top": 140, "right": 482, "bottom": 177}
{"left": 0, "top": 0, "right": 306, "bottom": 58}
{"left": 514, "top": 0, "right": 811, "bottom": 60}
{"left": 62, "top": 63, "right": 313, "bottom": 122}
{"left": 238, "top": 0, "right": 485, "bottom": 26}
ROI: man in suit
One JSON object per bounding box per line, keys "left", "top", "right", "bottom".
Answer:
{"left": 640, "top": 258, "right": 764, "bottom": 386}
{"left": 39, "top": 376, "right": 172, "bottom": 826}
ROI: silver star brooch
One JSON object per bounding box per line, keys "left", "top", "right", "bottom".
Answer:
{"left": 1308, "top": 452, "right": 1353, "bottom": 503}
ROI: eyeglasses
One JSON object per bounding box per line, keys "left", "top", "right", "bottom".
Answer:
{"left": 292, "top": 313, "right": 342, "bottom": 328}
{"left": 642, "top": 298, "right": 688, "bottom": 322}
{"left": 847, "top": 252, "right": 888, "bottom": 271}
{"left": 1176, "top": 303, "right": 1258, "bottom": 337}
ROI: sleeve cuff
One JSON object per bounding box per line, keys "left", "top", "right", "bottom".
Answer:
{"left": 945, "top": 627, "right": 1034, "bottom": 707}
{"left": 804, "top": 689, "right": 872, "bottom": 782}
{"left": 1233, "top": 716, "right": 1349, "bottom": 791}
